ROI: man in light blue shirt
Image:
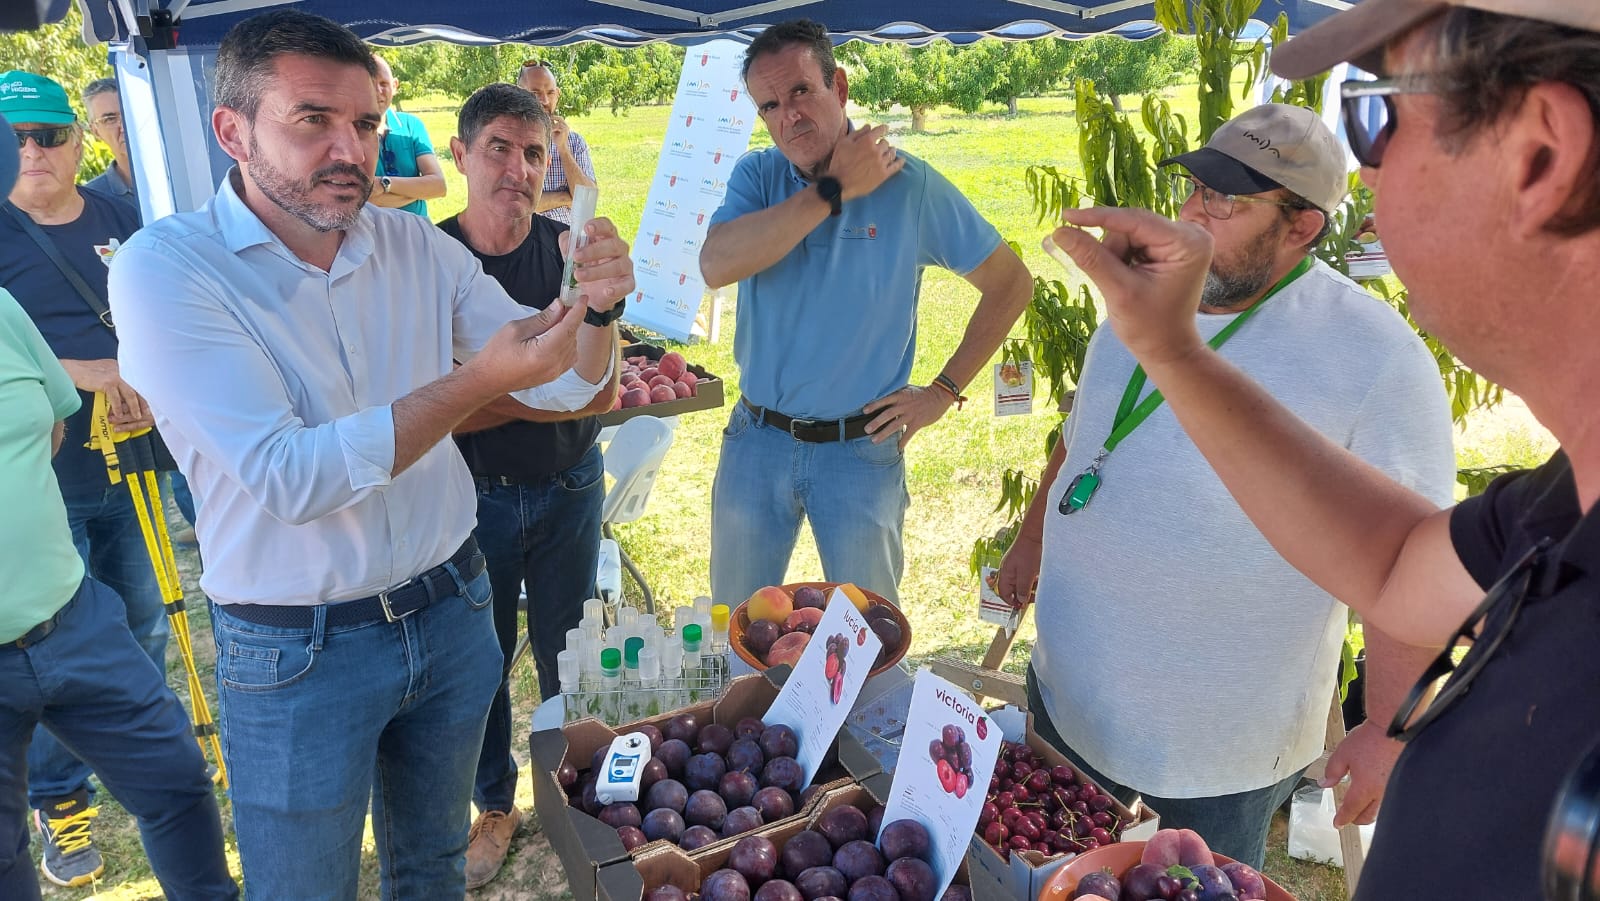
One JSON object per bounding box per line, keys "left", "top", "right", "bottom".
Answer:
{"left": 109, "top": 12, "right": 633, "bottom": 899}
{"left": 700, "top": 19, "right": 1032, "bottom": 606}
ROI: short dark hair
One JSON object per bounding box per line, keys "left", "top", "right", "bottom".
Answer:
{"left": 82, "top": 78, "right": 118, "bottom": 109}
{"left": 1278, "top": 192, "right": 1333, "bottom": 248}
{"left": 214, "top": 10, "right": 376, "bottom": 121}
{"left": 742, "top": 19, "right": 837, "bottom": 87}
{"left": 458, "top": 83, "right": 552, "bottom": 149}
{"left": 1418, "top": 10, "right": 1600, "bottom": 235}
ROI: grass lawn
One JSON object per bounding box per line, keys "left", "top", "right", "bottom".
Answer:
{"left": 37, "top": 87, "right": 1556, "bottom": 900}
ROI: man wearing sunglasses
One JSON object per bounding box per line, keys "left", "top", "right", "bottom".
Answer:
{"left": 0, "top": 69, "right": 179, "bottom": 888}
{"left": 1046, "top": 1, "right": 1600, "bottom": 897}
{"left": 997, "top": 103, "right": 1455, "bottom": 869}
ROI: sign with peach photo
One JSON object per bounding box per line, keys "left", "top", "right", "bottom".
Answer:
{"left": 763, "top": 590, "right": 881, "bottom": 788}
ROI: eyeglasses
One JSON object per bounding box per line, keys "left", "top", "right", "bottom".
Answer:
{"left": 1179, "top": 176, "right": 1302, "bottom": 221}
{"left": 15, "top": 126, "right": 74, "bottom": 149}
{"left": 1387, "top": 537, "right": 1554, "bottom": 743}
{"left": 92, "top": 112, "right": 121, "bottom": 129}
{"left": 1339, "top": 76, "right": 1440, "bottom": 169}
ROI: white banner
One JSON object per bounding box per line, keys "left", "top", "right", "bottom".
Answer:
{"left": 625, "top": 40, "right": 756, "bottom": 342}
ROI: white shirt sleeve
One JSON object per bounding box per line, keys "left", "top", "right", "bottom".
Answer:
{"left": 111, "top": 240, "right": 398, "bottom": 526}
{"left": 438, "top": 229, "right": 609, "bottom": 412}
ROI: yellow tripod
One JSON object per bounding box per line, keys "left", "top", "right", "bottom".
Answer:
{"left": 85, "top": 394, "right": 227, "bottom": 789}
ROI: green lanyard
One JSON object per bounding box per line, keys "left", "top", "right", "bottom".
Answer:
{"left": 1059, "top": 257, "right": 1313, "bottom": 514}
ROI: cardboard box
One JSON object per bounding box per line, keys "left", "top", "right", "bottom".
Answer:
{"left": 600, "top": 777, "right": 992, "bottom": 901}
{"left": 530, "top": 669, "right": 882, "bottom": 900}
{"left": 965, "top": 712, "right": 1160, "bottom": 901}
{"left": 599, "top": 342, "right": 726, "bottom": 427}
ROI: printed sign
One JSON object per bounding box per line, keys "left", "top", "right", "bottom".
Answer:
{"left": 764, "top": 590, "right": 882, "bottom": 788}
{"left": 626, "top": 39, "right": 757, "bottom": 341}
{"left": 880, "top": 670, "right": 1003, "bottom": 901}
{"left": 994, "top": 359, "right": 1033, "bottom": 416}
{"left": 978, "top": 566, "right": 1025, "bottom": 635}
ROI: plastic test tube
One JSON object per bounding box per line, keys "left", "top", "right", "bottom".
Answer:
{"left": 600, "top": 647, "right": 622, "bottom": 722}
{"left": 584, "top": 597, "right": 604, "bottom": 624}
{"left": 559, "top": 185, "right": 599, "bottom": 307}
{"left": 565, "top": 627, "right": 583, "bottom": 656}
{"left": 661, "top": 640, "right": 684, "bottom": 708}
{"left": 639, "top": 646, "right": 661, "bottom": 717}
{"left": 693, "top": 596, "right": 713, "bottom": 617}
{"left": 674, "top": 606, "right": 694, "bottom": 633}
{"left": 710, "top": 605, "right": 730, "bottom": 654}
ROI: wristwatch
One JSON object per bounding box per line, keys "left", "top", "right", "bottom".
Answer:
{"left": 584, "top": 298, "right": 626, "bottom": 328}
{"left": 379, "top": 176, "right": 392, "bottom": 194}
{"left": 816, "top": 176, "right": 843, "bottom": 217}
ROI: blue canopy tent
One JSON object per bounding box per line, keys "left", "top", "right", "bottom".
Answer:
{"left": 82, "top": 0, "right": 1353, "bottom": 219}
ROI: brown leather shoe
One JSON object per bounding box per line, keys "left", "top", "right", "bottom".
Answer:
{"left": 465, "top": 807, "right": 522, "bottom": 890}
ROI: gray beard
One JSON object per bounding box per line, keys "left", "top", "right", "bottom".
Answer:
{"left": 247, "top": 135, "right": 371, "bottom": 233}
{"left": 1200, "top": 265, "right": 1275, "bottom": 310}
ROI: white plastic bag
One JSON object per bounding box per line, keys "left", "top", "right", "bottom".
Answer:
{"left": 1287, "top": 785, "right": 1375, "bottom": 868}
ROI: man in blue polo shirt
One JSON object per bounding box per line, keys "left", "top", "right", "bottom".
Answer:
{"left": 0, "top": 70, "right": 175, "bottom": 886}
{"left": 700, "top": 19, "right": 1032, "bottom": 607}
{"left": 368, "top": 54, "right": 446, "bottom": 217}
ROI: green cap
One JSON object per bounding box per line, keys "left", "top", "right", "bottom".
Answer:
{"left": 601, "top": 647, "right": 621, "bottom": 672}
{"left": 682, "top": 624, "right": 702, "bottom": 649}
{"left": 625, "top": 637, "right": 645, "bottom": 667}
{"left": 0, "top": 71, "right": 76, "bottom": 126}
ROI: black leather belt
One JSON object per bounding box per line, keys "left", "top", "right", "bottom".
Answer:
{"left": 222, "top": 538, "right": 484, "bottom": 628}
{"left": 474, "top": 475, "right": 520, "bottom": 489}
{"left": 742, "top": 397, "right": 874, "bottom": 443}
{"left": 11, "top": 605, "right": 68, "bottom": 649}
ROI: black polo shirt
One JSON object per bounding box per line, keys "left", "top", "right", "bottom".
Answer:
{"left": 1357, "top": 450, "right": 1598, "bottom": 898}
{"left": 437, "top": 214, "right": 599, "bottom": 479}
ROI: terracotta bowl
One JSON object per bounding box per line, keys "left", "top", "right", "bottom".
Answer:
{"left": 1038, "top": 840, "right": 1297, "bottom": 901}
{"left": 729, "top": 581, "right": 910, "bottom": 678}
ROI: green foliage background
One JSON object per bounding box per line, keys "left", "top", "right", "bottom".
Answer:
{"left": 0, "top": 4, "right": 116, "bottom": 180}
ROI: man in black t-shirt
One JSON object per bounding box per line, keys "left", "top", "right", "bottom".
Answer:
{"left": 1037, "top": 2, "right": 1600, "bottom": 897}
{"left": 437, "top": 83, "right": 624, "bottom": 890}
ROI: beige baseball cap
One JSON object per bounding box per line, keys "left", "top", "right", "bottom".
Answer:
{"left": 1273, "top": 0, "right": 1600, "bottom": 79}
{"left": 1158, "top": 103, "right": 1347, "bottom": 213}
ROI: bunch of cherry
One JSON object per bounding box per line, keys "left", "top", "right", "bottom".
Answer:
{"left": 977, "top": 741, "right": 1128, "bottom": 860}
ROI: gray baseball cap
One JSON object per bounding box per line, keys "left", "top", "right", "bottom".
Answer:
{"left": 1159, "top": 103, "right": 1347, "bottom": 213}
{"left": 1272, "top": 0, "right": 1600, "bottom": 79}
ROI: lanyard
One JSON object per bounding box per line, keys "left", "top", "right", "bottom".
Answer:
{"left": 1059, "top": 257, "right": 1314, "bottom": 514}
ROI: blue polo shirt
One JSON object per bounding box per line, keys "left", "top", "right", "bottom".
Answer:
{"left": 0, "top": 189, "right": 140, "bottom": 494}
{"left": 380, "top": 109, "right": 435, "bottom": 218}
{"left": 710, "top": 147, "right": 1000, "bottom": 420}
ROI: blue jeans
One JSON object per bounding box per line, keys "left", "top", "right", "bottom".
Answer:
{"left": 710, "top": 402, "right": 910, "bottom": 606}
{"left": 471, "top": 444, "right": 604, "bottom": 813}
{"left": 1026, "top": 666, "right": 1303, "bottom": 869}
{"left": 1, "top": 577, "right": 235, "bottom": 901}
{"left": 28, "top": 484, "right": 169, "bottom": 810}
{"left": 210, "top": 562, "right": 501, "bottom": 901}
{"left": 167, "top": 471, "right": 197, "bottom": 525}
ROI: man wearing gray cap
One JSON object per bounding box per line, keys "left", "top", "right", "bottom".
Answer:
{"left": 998, "top": 103, "right": 1455, "bottom": 868}
{"left": 1044, "top": 1, "right": 1600, "bottom": 896}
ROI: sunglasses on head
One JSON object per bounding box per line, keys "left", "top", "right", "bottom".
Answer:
{"left": 15, "top": 125, "right": 74, "bottom": 149}
{"left": 1339, "top": 76, "right": 1441, "bottom": 169}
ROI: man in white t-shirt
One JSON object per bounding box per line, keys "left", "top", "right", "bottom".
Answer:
{"left": 996, "top": 104, "right": 1456, "bottom": 869}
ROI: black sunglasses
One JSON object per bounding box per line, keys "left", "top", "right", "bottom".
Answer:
{"left": 1339, "top": 76, "right": 1440, "bottom": 169}
{"left": 1387, "top": 537, "right": 1554, "bottom": 743}
{"left": 14, "top": 125, "right": 74, "bottom": 149}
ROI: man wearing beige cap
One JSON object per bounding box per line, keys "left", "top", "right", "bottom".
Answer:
{"left": 999, "top": 103, "right": 1455, "bottom": 868}
{"left": 1044, "top": 2, "right": 1600, "bottom": 897}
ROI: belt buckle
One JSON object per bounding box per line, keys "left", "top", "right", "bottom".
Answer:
{"left": 788, "top": 417, "right": 817, "bottom": 438}
{"left": 377, "top": 586, "right": 415, "bottom": 623}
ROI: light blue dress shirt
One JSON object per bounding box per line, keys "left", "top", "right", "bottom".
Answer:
{"left": 110, "top": 171, "right": 605, "bottom": 607}
{"left": 708, "top": 146, "right": 1001, "bottom": 420}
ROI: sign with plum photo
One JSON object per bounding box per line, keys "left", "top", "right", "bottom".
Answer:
{"left": 881, "top": 670, "right": 1002, "bottom": 900}
{"left": 764, "top": 590, "right": 882, "bottom": 789}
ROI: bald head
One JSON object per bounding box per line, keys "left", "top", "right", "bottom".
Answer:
{"left": 517, "top": 64, "right": 560, "bottom": 114}
{"left": 372, "top": 53, "right": 397, "bottom": 110}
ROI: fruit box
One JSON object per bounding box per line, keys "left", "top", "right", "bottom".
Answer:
{"left": 600, "top": 777, "right": 1000, "bottom": 901}
{"left": 530, "top": 668, "right": 883, "bottom": 900}
{"left": 965, "top": 712, "right": 1161, "bottom": 901}
{"left": 598, "top": 342, "right": 726, "bottom": 427}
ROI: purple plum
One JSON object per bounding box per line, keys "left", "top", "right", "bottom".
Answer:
{"left": 680, "top": 824, "right": 720, "bottom": 850}
{"left": 729, "top": 835, "right": 779, "bottom": 884}
{"left": 702, "top": 869, "right": 753, "bottom": 901}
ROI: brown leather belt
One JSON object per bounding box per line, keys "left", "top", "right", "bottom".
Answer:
{"left": 742, "top": 396, "right": 874, "bottom": 443}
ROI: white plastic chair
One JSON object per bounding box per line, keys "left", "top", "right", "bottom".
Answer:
{"left": 599, "top": 415, "right": 676, "bottom": 614}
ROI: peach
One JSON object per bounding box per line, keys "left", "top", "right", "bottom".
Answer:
{"left": 649, "top": 374, "right": 676, "bottom": 390}
{"left": 673, "top": 381, "right": 693, "bottom": 399}
{"left": 782, "top": 608, "right": 823, "bottom": 635}
{"left": 765, "top": 631, "right": 811, "bottom": 669}
{"left": 620, "top": 386, "right": 651, "bottom": 408}
{"left": 658, "top": 351, "right": 688, "bottom": 381}
{"left": 747, "top": 585, "right": 793, "bottom": 624}
{"left": 649, "top": 384, "right": 677, "bottom": 404}
{"left": 640, "top": 367, "right": 660, "bottom": 382}
{"left": 837, "top": 582, "right": 871, "bottom": 613}
{"left": 610, "top": 393, "right": 624, "bottom": 411}
{"left": 678, "top": 370, "right": 698, "bottom": 388}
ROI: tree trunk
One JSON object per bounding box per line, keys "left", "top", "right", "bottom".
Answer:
{"left": 1008, "top": 96, "right": 1019, "bottom": 116}
{"left": 911, "top": 106, "right": 928, "bottom": 133}
{"left": 1109, "top": 93, "right": 1124, "bottom": 112}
